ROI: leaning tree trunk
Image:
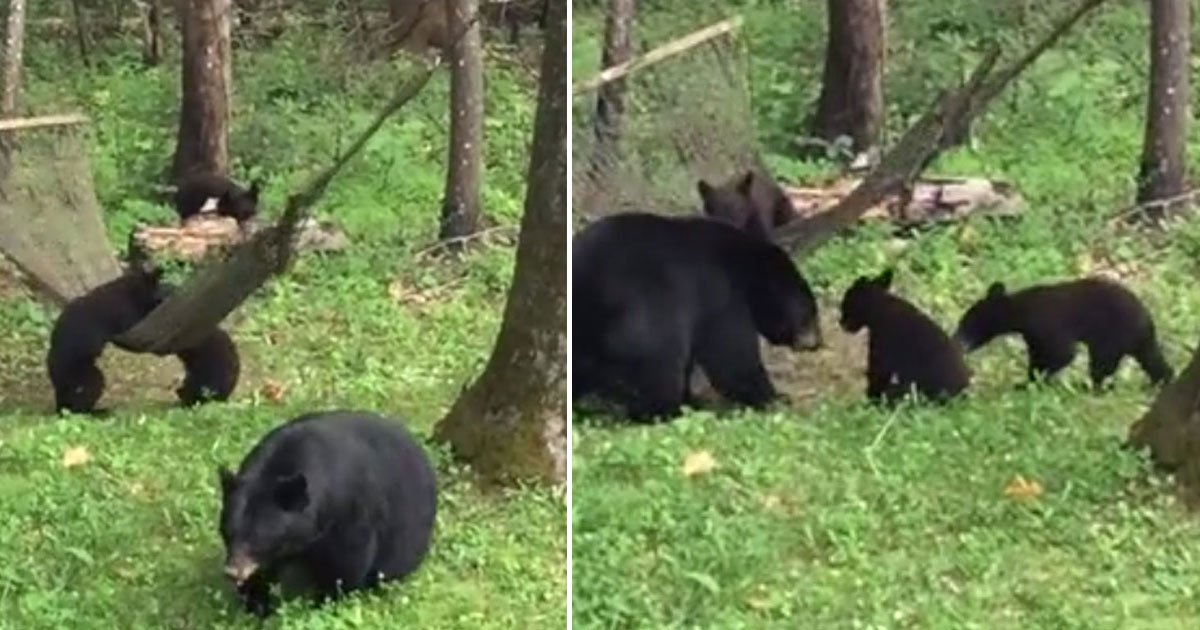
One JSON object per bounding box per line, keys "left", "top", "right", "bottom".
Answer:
{"left": 592, "top": 0, "right": 636, "bottom": 161}
{"left": 434, "top": 0, "right": 566, "bottom": 484}
{"left": 440, "top": 0, "right": 484, "bottom": 240}
{"left": 1129, "top": 341, "right": 1200, "bottom": 506}
{"left": 1, "top": 0, "right": 27, "bottom": 116}
{"left": 172, "top": 0, "right": 231, "bottom": 181}
{"left": 1134, "top": 0, "right": 1190, "bottom": 222}
{"left": 810, "top": 0, "right": 885, "bottom": 159}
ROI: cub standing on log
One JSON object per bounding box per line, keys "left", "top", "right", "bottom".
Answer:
{"left": 174, "top": 172, "right": 261, "bottom": 226}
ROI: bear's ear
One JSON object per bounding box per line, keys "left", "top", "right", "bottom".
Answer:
{"left": 273, "top": 473, "right": 309, "bottom": 512}
{"left": 217, "top": 466, "right": 238, "bottom": 495}
{"left": 986, "top": 281, "right": 1007, "bottom": 299}
{"left": 697, "top": 180, "right": 716, "bottom": 205}
{"left": 874, "top": 268, "right": 895, "bottom": 289}
{"left": 247, "top": 180, "right": 262, "bottom": 202}
{"left": 737, "top": 171, "right": 756, "bottom": 196}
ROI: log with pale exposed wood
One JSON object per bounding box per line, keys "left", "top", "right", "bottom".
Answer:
{"left": 781, "top": 176, "right": 1024, "bottom": 228}
{"left": 129, "top": 215, "right": 349, "bottom": 263}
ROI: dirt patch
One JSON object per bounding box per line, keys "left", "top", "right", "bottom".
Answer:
{"left": 0, "top": 330, "right": 270, "bottom": 416}
{"left": 691, "top": 307, "right": 867, "bottom": 409}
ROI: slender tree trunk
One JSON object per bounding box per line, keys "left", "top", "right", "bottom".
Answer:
{"left": 592, "top": 0, "right": 636, "bottom": 162}
{"left": 172, "top": 0, "right": 231, "bottom": 181}
{"left": 440, "top": 0, "right": 484, "bottom": 240}
{"left": 140, "top": 0, "right": 163, "bottom": 67}
{"left": 1, "top": 0, "right": 27, "bottom": 116}
{"left": 1135, "top": 0, "right": 1190, "bottom": 222}
{"left": 809, "top": 0, "right": 885, "bottom": 158}
{"left": 434, "top": 0, "right": 566, "bottom": 484}
{"left": 70, "top": 0, "right": 91, "bottom": 67}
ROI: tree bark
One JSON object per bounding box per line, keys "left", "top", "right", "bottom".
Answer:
{"left": 809, "top": 0, "right": 885, "bottom": 158}
{"left": 439, "top": 0, "right": 484, "bottom": 240}
{"left": 434, "top": 0, "right": 566, "bottom": 485}
{"left": 1129, "top": 338, "right": 1200, "bottom": 506}
{"left": 1135, "top": 0, "right": 1190, "bottom": 222}
{"left": 591, "top": 0, "right": 636, "bottom": 164}
{"left": 1, "top": 0, "right": 27, "bottom": 116}
{"left": 172, "top": 0, "right": 231, "bottom": 182}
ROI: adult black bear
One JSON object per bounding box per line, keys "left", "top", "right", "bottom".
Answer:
{"left": 840, "top": 269, "right": 970, "bottom": 403}
{"left": 696, "top": 169, "right": 796, "bottom": 234}
{"left": 573, "top": 210, "right": 822, "bottom": 422}
{"left": 218, "top": 410, "right": 437, "bottom": 617}
{"left": 176, "top": 329, "right": 240, "bottom": 406}
{"left": 953, "top": 278, "right": 1172, "bottom": 388}
{"left": 174, "top": 172, "right": 261, "bottom": 224}
{"left": 46, "top": 266, "right": 166, "bottom": 414}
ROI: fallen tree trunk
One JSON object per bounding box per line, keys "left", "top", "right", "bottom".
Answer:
{"left": 775, "top": 0, "right": 1110, "bottom": 255}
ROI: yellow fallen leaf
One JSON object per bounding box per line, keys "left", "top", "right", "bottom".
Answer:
{"left": 1003, "top": 474, "right": 1043, "bottom": 502}
{"left": 62, "top": 446, "right": 91, "bottom": 469}
{"left": 746, "top": 595, "right": 771, "bottom": 610}
{"left": 259, "top": 380, "right": 287, "bottom": 403}
{"left": 682, "top": 450, "right": 717, "bottom": 477}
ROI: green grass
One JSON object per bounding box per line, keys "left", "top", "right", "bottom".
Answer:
{"left": 0, "top": 24, "right": 564, "bottom": 630}
{"left": 573, "top": 1, "right": 1200, "bottom": 628}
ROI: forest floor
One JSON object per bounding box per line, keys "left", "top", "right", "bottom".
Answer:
{"left": 573, "top": 2, "right": 1200, "bottom": 628}
{"left": 0, "top": 27, "right": 565, "bottom": 630}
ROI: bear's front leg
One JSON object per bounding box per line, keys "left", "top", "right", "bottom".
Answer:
{"left": 1024, "top": 332, "right": 1075, "bottom": 384}
{"left": 696, "top": 318, "right": 778, "bottom": 409}
{"left": 236, "top": 570, "right": 276, "bottom": 618}
{"left": 305, "top": 531, "right": 380, "bottom": 605}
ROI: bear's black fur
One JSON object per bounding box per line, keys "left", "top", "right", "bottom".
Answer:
{"left": 218, "top": 410, "right": 437, "bottom": 617}
{"left": 840, "top": 269, "right": 970, "bottom": 403}
{"left": 174, "top": 172, "right": 261, "bottom": 223}
{"left": 953, "top": 278, "right": 1173, "bottom": 388}
{"left": 46, "top": 266, "right": 166, "bottom": 414}
{"left": 697, "top": 169, "right": 796, "bottom": 233}
{"left": 573, "top": 211, "right": 822, "bottom": 421}
{"left": 176, "top": 328, "right": 240, "bottom": 406}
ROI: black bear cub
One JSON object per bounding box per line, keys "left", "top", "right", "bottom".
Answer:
{"left": 176, "top": 328, "right": 240, "bottom": 406}
{"left": 953, "top": 278, "right": 1173, "bottom": 388}
{"left": 218, "top": 410, "right": 437, "bottom": 617}
{"left": 46, "top": 266, "right": 166, "bottom": 414}
{"left": 573, "top": 209, "right": 822, "bottom": 422}
{"left": 174, "top": 172, "right": 261, "bottom": 224}
{"left": 840, "top": 269, "right": 970, "bottom": 403}
{"left": 697, "top": 169, "right": 796, "bottom": 234}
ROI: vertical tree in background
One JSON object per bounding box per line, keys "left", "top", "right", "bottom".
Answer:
{"left": 810, "top": 0, "right": 886, "bottom": 160}
{"left": 139, "top": 0, "right": 163, "bottom": 67}
{"left": 172, "top": 0, "right": 232, "bottom": 180}
{"left": 592, "top": 0, "right": 636, "bottom": 160}
{"left": 1, "top": 0, "right": 27, "bottom": 116}
{"left": 1135, "top": 0, "right": 1189, "bottom": 221}
{"left": 440, "top": 0, "right": 484, "bottom": 240}
{"left": 435, "top": 0, "right": 566, "bottom": 484}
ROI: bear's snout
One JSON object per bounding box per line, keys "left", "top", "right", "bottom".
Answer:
{"left": 223, "top": 550, "right": 259, "bottom": 585}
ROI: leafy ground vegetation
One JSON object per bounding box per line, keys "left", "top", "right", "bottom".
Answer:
{"left": 573, "top": 2, "right": 1200, "bottom": 628}
{"left": 0, "top": 22, "right": 565, "bottom": 630}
